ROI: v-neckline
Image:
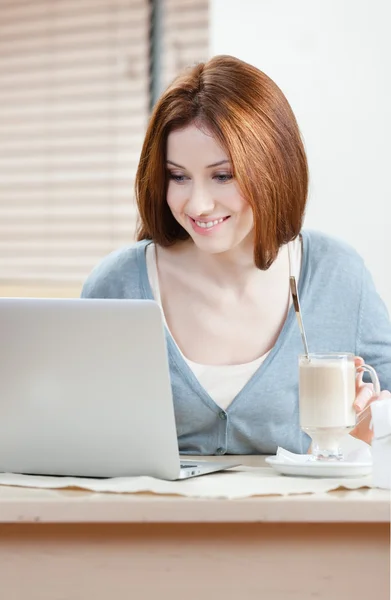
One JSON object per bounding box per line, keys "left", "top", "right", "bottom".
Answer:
{"left": 136, "top": 232, "right": 311, "bottom": 415}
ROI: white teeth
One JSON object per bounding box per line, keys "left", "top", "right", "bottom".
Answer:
{"left": 195, "top": 217, "right": 225, "bottom": 228}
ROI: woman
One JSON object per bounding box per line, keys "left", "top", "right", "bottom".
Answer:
{"left": 82, "top": 55, "right": 391, "bottom": 455}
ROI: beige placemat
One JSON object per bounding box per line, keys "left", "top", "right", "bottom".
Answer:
{"left": 0, "top": 466, "right": 372, "bottom": 499}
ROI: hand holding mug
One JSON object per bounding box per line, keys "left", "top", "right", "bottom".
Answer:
{"left": 351, "top": 356, "right": 391, "bottom": 445}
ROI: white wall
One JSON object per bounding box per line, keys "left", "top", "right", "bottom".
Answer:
{"left": 210, "top": 0, "right": 391, "bottom": 309}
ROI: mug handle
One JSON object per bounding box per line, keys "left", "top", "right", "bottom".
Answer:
{"left": 356, "top": 364, "right": 380, "bottom": 395}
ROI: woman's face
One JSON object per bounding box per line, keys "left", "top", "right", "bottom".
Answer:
{"left": 166, "top": 123, "right": 254, "bottom": 255}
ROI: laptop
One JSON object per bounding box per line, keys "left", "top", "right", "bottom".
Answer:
{"left": 0, "top": 298, "right": 239, "bottom": 480}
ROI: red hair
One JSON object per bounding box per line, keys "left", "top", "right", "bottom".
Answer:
{"left": 136, "top": 55, "right": 308, "bottom": 269}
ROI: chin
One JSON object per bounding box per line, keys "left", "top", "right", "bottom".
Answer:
{"left": 191, "top": 237, "right": 236, "bottom": 255}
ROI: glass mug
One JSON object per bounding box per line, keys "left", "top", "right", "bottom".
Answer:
{"left": 299, "top": 352, "right": 380, "bottom": 461}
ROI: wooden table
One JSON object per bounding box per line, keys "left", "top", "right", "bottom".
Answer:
{"left": 0, "top": 456, "right": 389, "bottom": 600}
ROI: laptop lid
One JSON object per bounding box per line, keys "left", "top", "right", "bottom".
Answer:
{"left": 0, "top": 298, "right": 182, "bottom": 479}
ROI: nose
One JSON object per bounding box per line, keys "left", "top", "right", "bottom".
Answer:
{"left": 185, "top": 182, "right": 215, "bottom": 217}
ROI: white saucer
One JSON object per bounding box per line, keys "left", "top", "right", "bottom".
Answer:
{"left": 265, "top": 456, "right": 372, "bottom": 478}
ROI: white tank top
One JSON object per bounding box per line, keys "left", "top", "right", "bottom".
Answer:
{"left": 146, "top": 239, "right": 302, "bottom": 409}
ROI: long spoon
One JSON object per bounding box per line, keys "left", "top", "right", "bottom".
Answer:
{"left": 290, "top": 275, "right": 310, "bottom": 360}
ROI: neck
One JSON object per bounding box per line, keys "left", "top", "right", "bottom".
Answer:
{"left": 182, "top": 238, "right": 288, "bottom": 292}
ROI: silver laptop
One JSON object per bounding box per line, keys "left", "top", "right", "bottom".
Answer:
{"left": 0, "top": 298, "right": 239, "bottom": 480}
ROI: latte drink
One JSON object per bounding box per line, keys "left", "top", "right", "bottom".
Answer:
{"left": 299, "top": 357, "right": 356, "bottom": 431}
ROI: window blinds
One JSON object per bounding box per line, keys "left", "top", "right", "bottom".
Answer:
{"left": 0, "top": 0, "right": 209, "bottom": 296}
{"left": 0, "top": 0, "right": 150, "bottom": 294}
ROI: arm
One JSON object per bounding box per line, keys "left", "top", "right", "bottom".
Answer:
{"left": 355, "top": 262, "right": 391, "bottom": 390}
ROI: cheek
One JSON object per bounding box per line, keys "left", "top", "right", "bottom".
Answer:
{"left": 234, "top": 197, "right": 254, "bottom": 230}
{"left": 166, "top": 182, "right": 185, "bottom": 213}
{"left": 225, "top": 191, "right": 252, "bottom": 217}
{"left": 218, "top": 182, "right": 250, "bottom": 214}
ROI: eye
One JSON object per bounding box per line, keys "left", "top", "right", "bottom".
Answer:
{"left": 168, "top": 172, "right": 188, "bottom": 184}
{"left": 213, "top": 173, "right": 233, "bottom": 183}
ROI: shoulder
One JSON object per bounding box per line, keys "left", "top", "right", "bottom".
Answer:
{"left": 301, "top": 229, "right": 369, "bottom": 306}
{"left": 303, "top": 229, "right": 365, "bottom": 279}
{"left": 81, "top": 239, "right": 150, "bottom": 299}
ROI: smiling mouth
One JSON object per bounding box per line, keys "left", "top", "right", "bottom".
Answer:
{"left": 190, "top": 216, "right": 230, "bottom": 229}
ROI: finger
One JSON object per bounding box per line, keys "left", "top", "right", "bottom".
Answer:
{"left": 355, "top": 390, "right": 391, "bottom": 424}
{"left": 376, "top": 390, "right": 391, "bottom": 400}
{"left": 356, "top": 371, "right": 364, "bottom": 390}
{"left": 354, "top": 383, "right": 374, "bottom": 412}
{"left": 355, "top": 356, "right": 365, "bottom": 387}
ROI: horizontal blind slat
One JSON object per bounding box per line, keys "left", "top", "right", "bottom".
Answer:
{"left": 0, "top": 152, "right": 142, "bottom": 167}
{"left": 0, "top": 63, "right": 148, "bottom": 86}
{"left": 0, "top": 205, "right": 135, "bottom": 217}
{"left": 165, "top": 0, "right": 208, "bottom": 8}
{"left": 0, "top": 171, "right": 139, "bottom": 184}
{"left": 0, "top": 5, "right": 148, "bottom": 40}
{"left": 0, "top": 138, "right": 144, "bottom": 154}
{"left": 0, "top": 34, "right": 147, "bottom": 61}
{"left": 1, "top": 0, "right": 146, "bottom": 23}
{"left": 0, "top": 126, "right": 146, "bottom": 143}
{"left": 0, "top": 80, "right": 146, "bottom": 102}
{"left": 0, "top": 97, "right": 148, "bottom": 118}
{"left": 0, "top": 187, "right": 135, "bottom": 201}
{"left": 0, "top": 117, "right": 148, "bottom": 137}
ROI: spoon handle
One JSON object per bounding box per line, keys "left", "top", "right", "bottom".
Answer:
{"left": 290, "top": 276, "right": 310, "bottom": 359}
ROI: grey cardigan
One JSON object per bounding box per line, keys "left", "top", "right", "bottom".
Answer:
{"left": 81, "top": 230, "right": 391, "bottom": 455}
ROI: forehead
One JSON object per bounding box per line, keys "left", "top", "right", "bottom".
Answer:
{"left": 166, "top": 124, "right": 228, "bottom": 163}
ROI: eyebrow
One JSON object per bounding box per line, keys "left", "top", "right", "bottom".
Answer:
{"left": 166, "top": 159, "right": 230, "bottom": 169}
